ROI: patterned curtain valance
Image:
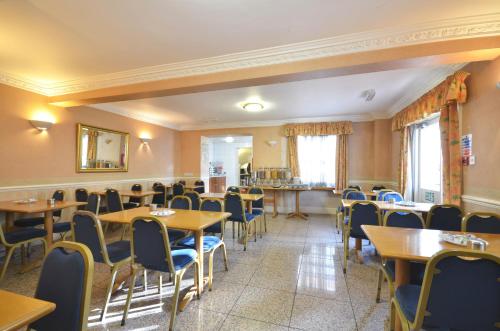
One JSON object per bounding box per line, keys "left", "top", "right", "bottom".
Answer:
{"left": 282, "top": 121, "right": 353, "bottom": 136}
{"left": 391, "top": 71, "right": 470, "bottom": 131}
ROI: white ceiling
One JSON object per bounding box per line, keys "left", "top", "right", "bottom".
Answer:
{"left": 92, "top": 63, "right": 464, "bottom": 130}
{"left": 0, "top": 0, "right": 498, "bottom": 84}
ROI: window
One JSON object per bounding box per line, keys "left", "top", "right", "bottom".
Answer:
{"left": 297, "top": 135, "right": 336, "bottom": 187}
{"left": 410, "top": 117, "right": 442, "bottom": 203}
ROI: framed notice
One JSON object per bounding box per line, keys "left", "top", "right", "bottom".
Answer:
{"left": 461, "top": 134, "right": 472, "bottom": 166}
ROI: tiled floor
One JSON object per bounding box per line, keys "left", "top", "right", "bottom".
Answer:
{"left": 0, "top": 214, "right": 390, "bottom": 330}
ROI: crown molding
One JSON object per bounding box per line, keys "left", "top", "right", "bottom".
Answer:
{"left": 0, "top": 13, "right": 498, "bottom": 97}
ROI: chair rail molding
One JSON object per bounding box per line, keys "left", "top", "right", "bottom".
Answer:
{"left": 461, "top": 195, "right": 500, "bottom": 210}
{"left": 0, "top": 13, "right": 498, "bottom": 96}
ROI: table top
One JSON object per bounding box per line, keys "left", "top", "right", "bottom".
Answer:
{"left": 0, "top": 289, "right": 55, "bottom": 331}
{"left": 93, "top": 190, "right": 157, "bottom": 197}
{"left": 362, "top": 225, "right": 500, "bottom": 261}
{"left": 0, "top": 200, "right": 86, "bottom": 213}
{"left": 200, "top": 193, "right": 264, "bottom": 201}
{"left": 341, "top": 199, "right": 433, "bottom": 213}
{"left": 99, "top": 206, "right": 231, "bottom": 231}
{"left": 184, "top": 185, "right": 204, "bottom": 190}
{"left": 333, "top": 190, "right": 377, "bottom": 197}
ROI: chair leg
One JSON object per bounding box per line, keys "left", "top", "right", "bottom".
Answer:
{"left": 376, "top": 269, "right": 383, "bottom": 303}
{"left": 101, "top": 265, "right": 119, "bottom": 321}
{"left": 232, "top": 222, "right": 235, "bottom": 239}
{"left": 221, "top": 242, "right": 229, "bottom": 271}
{"left": 0, "top": 247, "right": 15, "bottom": 281}
{"left": 208, "top": 250, "right": 214, "bottom": 291}
{"left": 264, "top": 212, "right": 267, "bottom": 232}
{"left": 143, "top": 269, "right": 148, "bottom": 292}
{"left": 158, "top": 273, "right": 162, "bottom": 296}
{"left": 259, "top": 215, "right": 263, "bottom": 238}
{"left": 169, "top": 269, "right": 185, "bottom": 331}
{"left": 243, "top": 223, "right": 248, "bottom": 251}
{"left": 343, "top": 232, "right": 349, "bottom": 274}
{"left": 120, "top": 225, "right": 128, "bottom": 240}
{"left": 121, "top": 266, "right": 138, "bottom": 326}
{"left": 20, "top": 244, "right": 26, "bottom": 265}
{"left": 389, "top": 299, "right": 396, "bottom": 331}
{"left": 254, "top": 221, "right": 257, "bottom": 242}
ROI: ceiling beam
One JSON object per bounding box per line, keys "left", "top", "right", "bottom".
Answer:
{"left": 49, "top": 36, "right": 500, "bottom": 107}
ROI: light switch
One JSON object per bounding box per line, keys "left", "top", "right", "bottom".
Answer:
{"left": 469, "top": 155, "right": 476, "bottom": 165}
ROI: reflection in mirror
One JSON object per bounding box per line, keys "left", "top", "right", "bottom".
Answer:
{"left": 77, "top": 124, "right": 129, "bottom": 172}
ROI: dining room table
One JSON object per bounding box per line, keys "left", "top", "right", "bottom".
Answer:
{"left": 361, "top": 225, "right": 500, "bottom": 331}
{"left": 0, "top": 199, "right": 87, "bottom": 246}
{"left": 93, "top": 190, "right": 157, "bottom": 206}
{"left": 199, "top": 192, "right": 264, "bottom": 214}
{"left": 98, "top": 206, "right": 231, "bottom": 311}
{"left": 0, "top": 289, "right": 56, "bottom": 331}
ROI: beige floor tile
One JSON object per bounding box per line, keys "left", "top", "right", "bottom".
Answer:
{"left": 191, "top": 280, "right": 245, "bottom": 313}
{"left": 220, "top": 315, "right": 289, "bottom": 331}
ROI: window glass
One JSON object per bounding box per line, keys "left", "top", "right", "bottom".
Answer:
{"left": 297, "top": 135, "right": 336, "bottom": 187}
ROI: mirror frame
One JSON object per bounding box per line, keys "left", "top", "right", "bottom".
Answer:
{"left": 76, "top": 123, "right": 130, "bottom": 173}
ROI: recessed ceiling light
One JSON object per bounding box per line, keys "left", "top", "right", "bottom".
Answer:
{"left": 224, "top": 136, "right": 234, "bottom": 143}
{"left": 242, "top": 102, "right": 264, "bottom": 112}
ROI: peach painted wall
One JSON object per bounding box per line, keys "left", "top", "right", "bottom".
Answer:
{"left": 461, "top": 58, "right": 500, "bottom": 204}
{"left": 0, "top": 83, "right": 180, "bottom": 187}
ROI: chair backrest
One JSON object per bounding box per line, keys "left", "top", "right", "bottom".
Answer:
{"left": 224, "top": 192, "right": 247, "bottom": 223}
{"left": 129, "top": 184, "right": 143, "bottom": 204}
{"left": 151, "top": 184, "right": 166, "bottom": 206}
{"left": 410, "top": 250, "right": 500, "bottom": 331}
{"left": 105, "top": 189, "right": 123, "bottom": 213}
{"left": 200, "top": 199, "right": 223, "bottom": 212}
{"left": 341, "top": 188, "right": 358, "bottom": 199}
{"left": 462, "top": 212, "right": 500, "bottom": 234}
{"left": 346, "top": 191, "right": 367, "bottom": 200}
{"left": 178, "top": 180, "right": 186, "bottom": 185}
{"left": 227, "top": 186, "right": 240, "bottom": 193}
{"left": 348, "top": 201, "right": 381, "bottom": 236}
{"left": 372, "top": 185, "right": 386, "bottom": 191}
{"left": 194, "top": 180, "right": 205, "bottom": 193}
{"left": 75, "top": 188, "right": 88, "bottom": 210}
{"left": 384, "top": 210, "right": 425, "bottom": 229}
{"left": 249, "top": 187, "right": 264, "bottom": 208}
{"left": 184, "top": 191, "right": 201, "bottom": 210}
{"left": 131, "top": 217, "right": 175, "bottom": 273}
{"left": 376, "top": 189, "right": 393, "bottom": 200}
{"left": 381, "top": 191, "right": 404, "bottom": 202}
{"left": 30, "top": 241, "right": 93, "bottom": 331}
{"left": 71, "top": 211, "right": 110, "bottom": 265}
{"left": 52, "top": 190, "right": 65, "bottom": 217}
{"left": 172, "top": 183, "right": 184, "bottom": 196}
{"left": 426, "top": 204, "right": 463, "bottom": 231}
{"left": 170, "top": 196, "right": 192, "bottom": 210}
{"left": 85, "top": 193, "right": 101, "bottom": 215}
{"left": 348, "top": 185, "right": 361, "bottom": 191}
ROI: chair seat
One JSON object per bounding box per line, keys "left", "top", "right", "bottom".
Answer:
{"left": 229, "top": 212, "right": 255, "bottom": 223}
{"left": 178, "top": 235, "right": 222, "bottom": 252}
{"left": 4, "top": 228, "right": 47, "bottom": 244}
{"left": 383, "top": 260, "right": 426, "bottom": 284}
{"left": 123, "top": 202, "right": 139, "bottom": 210}
{"left": 395, "top": 284, "right": 421, "bottom": 323}
{"left": 14, "top": 217, "right": 44, "bottom": 227}
{"left": 252, "top": 209, "right": 264, "bottom": 216}
{"left": 168, "top": 229, "right": 186, "bottom": 242}
{"left": 106, "top": 240, "right": 131, "bottom": 263}
{"left": 53, "top": 222, "right": 71, "bottom": 233}
{"left": 171, "top": 248, "right": 197, "bottom": 271}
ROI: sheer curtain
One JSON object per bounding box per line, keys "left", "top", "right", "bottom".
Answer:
{"left": 297, "top": 135, "right": 336, "bottom": 187}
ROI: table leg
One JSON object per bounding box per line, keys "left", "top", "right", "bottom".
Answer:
{"left": 355, "top": 239, "right": 364, "bottom": 264}
{"left": 44, "top": 210, "right": 54, "bottom": 247}
{"left": 272, "top": 190, "right": 278, "bottom": 218}
{"left": 5, "top": 212, "right": 14, "bottom": 232}
{"left": 139, "top": 196, "right": 146, "bottom": 207}
{"left": 287, "top": 191, "right": 307, "bottom": 220}
{"left": 394, "top": 259, "right": 410, "bottom": 331}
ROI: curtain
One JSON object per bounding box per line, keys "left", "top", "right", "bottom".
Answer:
{"left": 283, "top": 121, "right": 353, "bottom": 136}
{"left": 440, "top": 102, "right": 462, "bottom": 205}
{"left": 87, "top": 130, "right": 98, "bottom": 162}
{"left": 287, "top": 136, "right": 300, "bottom": 177}
{"left": 398, "top": 127, "right": 409, "bottom": 196}
{"left": 335, "top": 134, "right": 348, "bottom": 190}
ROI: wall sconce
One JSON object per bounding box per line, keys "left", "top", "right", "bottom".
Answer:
{"left": 30, "top": 120, "right": 53, "bottom": 131}
{"left": 140, "top": 137, "right": 152, "bottom": 144}
{"left": 266, "top": 140, "right": 278, "bottom": 147}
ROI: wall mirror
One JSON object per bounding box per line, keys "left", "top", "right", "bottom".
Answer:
{"left": 76, "top": 123, "right": 129, "bottom": 172}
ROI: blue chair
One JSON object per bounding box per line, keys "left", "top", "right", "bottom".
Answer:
{"left": 105, "top": 189, "right": 124, "bottom": 213}
{"left": 348, "top": 185, "right": 361, "bottom": 191}
{"left": 151, "top": 183, "right": 167, "bottom": 207}
{"left": 184, "top": 191, "right": 201, "bottom": 210}
{"left": 14, "top": 190, "right": 64, "bottom": 228}
{"left": 226, "top": 186, "right": 240, "bottom": 193}
{"left": 381, "top": 191, "right": 404, "bottom": 202}
{"left": 426, "top": 204, "right": 463, "bottom": 231}
{"left": 178, "top": 200, "right": 228, "bottom": 290}
{"left": 170, "top": 196, "right": 191, "bottom": 210}
{"left": 376, "top": 189, "right": 393, "bottom": 201}
{"left": 178, "top": 180, "right": 186, "bottom": 186}
{"left": 0, "top": 222, "right": 47, "bottom": 281}
{"left": 345, "top": 191, "right": 367, "bottom": 200}
{"left": 249, "top": 186, "right": 266, "bottom": 237}
{"left": 121, "top": 217, "right": 199, "bottom": 331}
{"left": 462, "top": 212, "right": 500, "bottom": 234}
{"left": 29, "top": 241, "right": 93, "bottom": 331}
{"left": 85, "top": 193, "right": 101, "bottom": 215}
{"left": 75, "top": 188, "right": 88, "bottom": 211}
{"left": 376, "top": 210, "right": 426, "bottom": 303}
{"left": 225, "top": 192, "right": 256, "bottom": 251}
{"left": 372, "top": 185, "right": 386, "bottom": 191}
{"left": 172, "top": 183, "right": 185, "bottom": 197}
{"left": 391, "top": 249, "right": 500, "bottom": 331}
{"left": 194, "top": 180, "right": 205, "bottom": 194}
{"left": 343, "top": 201, "right": 381, "bottom": 273}
{"left": 71, "top": 211, "right": 131, "bottom": 322}
{"left": 336, "top": 188, "right": 359, "bottom": 233}
{"left": 123, "top": 184, "right": 142, "bottom": 209}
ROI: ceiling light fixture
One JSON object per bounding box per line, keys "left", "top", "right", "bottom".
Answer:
{"left": 360, "top": 89, "right": 376, "bottom": 102}
{"left": 242, "top": 102, "right": 264, "bottom": 112}
{"left": 224, "top": 136, "right": 234, "bottom": 143}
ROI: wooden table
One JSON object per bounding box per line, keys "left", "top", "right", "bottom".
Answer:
{"left": 94, "top": 190, "right": 157, "bottom": 206}
{"left": 247, "top": 186, "right": 311, "bottom": 219}
{"left": 341, "top": 199, "right": 433, "bottom": 213}
{"left": 99, "top": 207, "right": 231, "bottom": 310}
{"left": 0, "top": 200, "right": 87, "bottom": 246}
{"left": 333, "top": 190, "right": 378, "bottom": 198}
{"left": 361, "top": 225, "right": 500, "bottom": 330}
{"left": 0, "top": 289, "right": 56, "bottom": 331}
{"left": 199, "top": 193, "right": 264, "bottom": 213}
